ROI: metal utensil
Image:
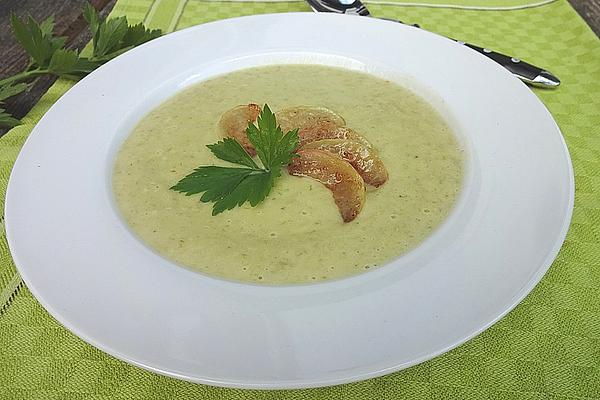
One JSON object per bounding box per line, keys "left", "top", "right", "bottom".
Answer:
{"left": 305, "top": 0, "right": 560, "bottom": 87}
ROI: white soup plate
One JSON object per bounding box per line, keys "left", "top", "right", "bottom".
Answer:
{"left": 5, "top": 13, "right": 573, "bottom": 389}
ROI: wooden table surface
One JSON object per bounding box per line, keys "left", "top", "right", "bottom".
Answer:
{"left": 1, "top": 0, "right": 599, "bottom": 137}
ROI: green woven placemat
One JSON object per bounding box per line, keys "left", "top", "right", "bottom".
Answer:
{"left": 1, "top": 0, "right": 600, "bottom": 398}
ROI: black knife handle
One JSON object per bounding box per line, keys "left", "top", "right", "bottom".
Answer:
{"left": 458, "top": 42, "right": 560, "bottom": 87}
{"left": 381, "top": 17, "right": 560, "bottom": 88}
{"left": 311, "top": 3, "right": 561, "bottom": 87}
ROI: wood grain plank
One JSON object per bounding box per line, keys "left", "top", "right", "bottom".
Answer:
{"left": 568, "top": 0, "right": 600, "bottom": 36}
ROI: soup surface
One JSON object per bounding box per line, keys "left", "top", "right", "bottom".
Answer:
{"left": 113, "top": 64, "right": 464, "bottom": 284}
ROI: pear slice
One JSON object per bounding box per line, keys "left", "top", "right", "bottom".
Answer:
{"left": 302, "top": 139, "right": 388, "bottom": 187}
{"left": 288, "top": 149, "right": 366, "bottom": 222}
{"left": 298, "top": 122, "right": 372, "bottom": 148}
{"left": 217, "top": 104, "right": 261, "bottom": 156}
{"left": 276, "top": 106, "right": 345, "bottom": 133}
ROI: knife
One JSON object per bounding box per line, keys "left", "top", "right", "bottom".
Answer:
{"left": 305, "top": 0, "right": 560, "bottom": 88}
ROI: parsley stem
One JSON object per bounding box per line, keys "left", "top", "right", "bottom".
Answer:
{"left": 0, "top": 68, "right": 49, "bottom": 87}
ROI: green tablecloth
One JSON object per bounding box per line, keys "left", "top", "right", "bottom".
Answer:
{"left": 1, "top": 0, "right": 599, "bottom": 398}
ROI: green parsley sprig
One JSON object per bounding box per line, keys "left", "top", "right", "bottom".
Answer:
{"left": 0, "top": 3, "right": 161, "bottom": 128}
{"left": 171, "top": 104, "right": 300, "bottom": 215}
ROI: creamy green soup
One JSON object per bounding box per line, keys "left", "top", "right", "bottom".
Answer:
{"left": 113, "top": 65, "right": 464, "bottom": 284}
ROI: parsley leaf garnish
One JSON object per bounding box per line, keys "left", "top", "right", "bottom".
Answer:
{"left": 0, "top": 109, "right": 21, "bottom": 128}
{"left": 10, "top": 15, "right": 67, "bottom": 70}
{"left": 84, "top": 3, "right": 161, "bottom": 62}
{"left": 171, "top": 104, "right": 299, "bottom": 215}
{"left": 0, "top": 83, "right": 28, "bottom": 128}
{"left": 0, "top": 83, "right": 28, "bottom": 102}
{"left": 0, "top": 3, "right": 162, "bottom": 128}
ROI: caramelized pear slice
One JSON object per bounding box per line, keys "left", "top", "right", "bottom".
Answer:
{"left": 298, "top": 122, "right": 372, "bottom": 148}
{"left": 302, "top": 139, "right": 388, "bottom": 187}
{"left": 217, "top": 104, "right": 261, "bottom": 156}
{"left": 288, "top": 149, "right": 366, "bottom": 222}
{"left": 276, "top": 106, "right": 345, "bottom": 133}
